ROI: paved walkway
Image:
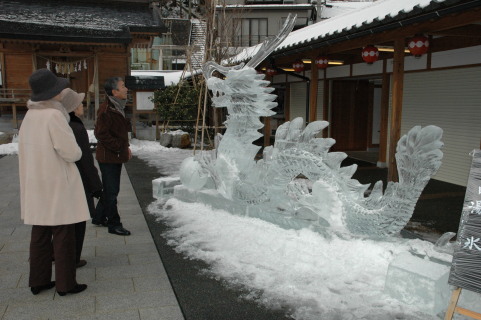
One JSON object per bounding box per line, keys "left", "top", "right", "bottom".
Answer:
{"left": 0, "top": 155, "right": 184, "bottom": 320}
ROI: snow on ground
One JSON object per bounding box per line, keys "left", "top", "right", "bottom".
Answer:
{"left": 148, "top": 197, "right": 446, "bottom": 320}
{"left": 0, "top": 142, "right": 18, "bottom": 155}
{"left": 129, "top": 139, "right": 193, "bottom": 176}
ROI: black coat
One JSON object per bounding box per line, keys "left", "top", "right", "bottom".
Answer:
{"left": 69, "top": 113, "right": 103, "bottom": 216}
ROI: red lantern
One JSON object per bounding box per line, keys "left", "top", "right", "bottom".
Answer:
{"left": 315, "top": 56, "right": 329, "bottom": 69}
{"left": 292, "top": 60, "right": 305, "bottom": 72}
{"left": 266, "top": 66, "right": 277, "bottom": 76}
{"left": 408, "top": 35, "right": 429, "bottom": 57}
{"left": 361, "top": 45, "right": 379, "bottom": 64}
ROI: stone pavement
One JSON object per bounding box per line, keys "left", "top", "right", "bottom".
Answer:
{"left": 0, "top": 155, "right": 184, "bottom": 320}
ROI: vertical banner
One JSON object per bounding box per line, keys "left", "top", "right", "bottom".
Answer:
{"left": 448, "top": 150, "right": 481, "bottom": 293}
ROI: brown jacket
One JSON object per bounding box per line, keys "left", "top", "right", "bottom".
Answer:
{"left": 94, "top": 100, "right": 130, "bottom": 163}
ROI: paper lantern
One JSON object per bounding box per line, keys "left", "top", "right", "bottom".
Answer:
{"left": 361, "top": 45, "right": 379, "bottom": 64}
{"left": 408, "top": 35, "right": 429, "bottom": 57}
{"left": 266, "top": 67, "right": 277, "bottom": 76}
{"left": 292, "top": 60, "right": 305, "bottom": 72}
{"left": 315, "top": 56, "right": 329, "bottom": 69}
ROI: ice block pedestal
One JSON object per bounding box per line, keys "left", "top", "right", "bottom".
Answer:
{"left": 152, "top": 177, "right": 181, "bottom": 199}
{"left": 384, "top": 252, "right": 451, "bottom": 315}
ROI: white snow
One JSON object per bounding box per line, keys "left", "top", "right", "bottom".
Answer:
{"left": 0, "top": 142, "right": 18, "bottom": 155}
{"left": 148, "top": 197, "right": 447, "bottom": 320}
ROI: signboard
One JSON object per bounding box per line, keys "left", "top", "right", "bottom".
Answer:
{"left": 448, "top": 149, "right": 481, "bottom": 294}
{"left": 136, "top": 91, "right": 155, "bottom": 111}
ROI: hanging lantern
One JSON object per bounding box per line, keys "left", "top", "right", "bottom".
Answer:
{"left": 315, "top": 56, "right": 329, "bottom": 69}
{"left": 266, "top": 66, "right": 277, "bottom": 76}
{"left": 292, "top": 60, "right": 305, "bottom": 72}
{"left": 361, "top": 45, "right": 379, "bottom": 64}
{"left": 408, "top": 35, "right": 429, "bottom": 57}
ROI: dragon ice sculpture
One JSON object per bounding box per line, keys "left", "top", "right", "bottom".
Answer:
{"left": 178, "top": 15, "right": 444, "bottom": 238}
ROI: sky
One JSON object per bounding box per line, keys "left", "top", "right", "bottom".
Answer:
{"left": 0, "top": 136, "right": 457, "bottom": 320}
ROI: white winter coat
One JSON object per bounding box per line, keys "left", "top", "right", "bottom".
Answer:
{"left": 18, "top": 99, "right": 90, "bottom": 225}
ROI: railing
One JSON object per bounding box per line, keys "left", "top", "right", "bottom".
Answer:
{"left": 0, "top": 89, "right": 31, "bottom": 129}
{"left": 0, "top": 88, "right": 31, "bottom": 103}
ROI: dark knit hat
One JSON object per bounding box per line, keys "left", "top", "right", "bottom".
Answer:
{"left": 29, "top": 69, "right": 69, "bottom": 102}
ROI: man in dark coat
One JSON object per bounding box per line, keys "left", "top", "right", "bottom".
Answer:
{"left": 61, "top": 88, "right": 103, "bottom": 267}
{"left": 93, "top": 77, "right": 132, "bottom": 236}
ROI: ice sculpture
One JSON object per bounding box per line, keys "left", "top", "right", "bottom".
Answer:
{"left": 175, "top": 14, "right": 444, "bottom": 238}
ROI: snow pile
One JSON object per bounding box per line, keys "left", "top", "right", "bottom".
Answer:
{"left": 0, "top": 142, "right": 18, "bottom": 155}
{"left": 148, "top": 197, "right": 444, "bottom": 320}
{"left": 130, "top": 139, "right": 193, "bottom": 176}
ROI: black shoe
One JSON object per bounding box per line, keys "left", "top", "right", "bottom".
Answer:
{"left": 76, "top": 259, "right": 87, "bottom": 268}
{"left": 31, "top": 281, "right": 55, "bottom": 295}
{"left": 57, "top": 284, "right": 87, "bottom": 296}
{"left": 92, "top": 219, "right": 107, "bottom": 227}
{"left": 108, "top": 226, "right": 131, "bottom": 236}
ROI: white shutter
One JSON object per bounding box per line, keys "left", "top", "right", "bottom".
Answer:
{"left": 401, "top": 67, "right": 481, "bottom": 186}
{"left": 289, "top": 82, "right": 307, "bottom": 121}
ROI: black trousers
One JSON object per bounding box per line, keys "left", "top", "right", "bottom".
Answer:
{"left": 74, "top": 221, "right": 86, "bottom": 264}
{"left": 30, "top": 224, "right": 77, "bottom": 292}
{"left": 95, "top": 163, "right": 123, "bottom": 229}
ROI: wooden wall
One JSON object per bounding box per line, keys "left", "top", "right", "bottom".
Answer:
{"left": 4, "top": 53, "right": 32, "bottom": 89}
{"left": 98, "top": 54, "right": 129, "bottom": 91}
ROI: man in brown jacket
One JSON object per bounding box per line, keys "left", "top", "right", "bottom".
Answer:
{"left": 93, "top": 77, "right": 132, "bottom": 236}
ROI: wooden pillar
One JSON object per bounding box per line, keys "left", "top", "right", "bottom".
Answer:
{"left": 263, "top": 117, "right": 271, "bottom": 146}
{"left": 388, "top": 38, "right": 405, "bottom": 182}
{"left": 309, "top": 60, "right": 318, "bottom": 122}
{"left": 132, "top": 91, "right": 137, "bottom": 138}
{"left": 94, "top": 54, "right": 100, "bottom": 120}
{"left": 285, "top": 82, "right": 290, "bottom": 121}
{"left": 322, "top": 69, "right": 329, "bottom": 138}
{"left": 378, "top": 60, "right": 390, "bottom": 167}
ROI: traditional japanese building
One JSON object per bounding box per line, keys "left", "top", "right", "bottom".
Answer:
{"left": 234, "top": 0, "right": 481, "bottom": 187}
{"left": 0, "top": 0, "right": 187, "bottom": 123}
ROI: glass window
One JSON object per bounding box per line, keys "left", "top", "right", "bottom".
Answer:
{"left": 236, "top": 18, "right": 268, "bottom": 46}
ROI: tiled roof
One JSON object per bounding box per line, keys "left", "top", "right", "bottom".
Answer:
{"left": 0, "top": 0, "right": 164, "bottom": 43}
{"left": 276, "top": 0, "right": 458, "bottom": 52}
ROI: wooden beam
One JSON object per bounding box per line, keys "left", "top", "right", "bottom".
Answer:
{"left": 378, "top": 60, "right": 390, "bottom": 166}
{"left": 431, "top": 24, "right": 481, "bottom": 37}
{"left": 309, "top": 60, "right": 319, "bottom": 122}
{"left": 388, "top": 38, "right": 405, "bottom": 182}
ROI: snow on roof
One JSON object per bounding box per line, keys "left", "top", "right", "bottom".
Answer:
{"left": 130, "top": 70, "right": 191, "bottom": 86}
{"left": 277, "top": 0, "right": 447, "bottom": 51}
{"left": 229, "top": 0, "right": 451, "bottom": 64}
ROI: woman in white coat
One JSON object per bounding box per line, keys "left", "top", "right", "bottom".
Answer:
{"left": 18, "top": 69, "right": 89, "bottom": 296}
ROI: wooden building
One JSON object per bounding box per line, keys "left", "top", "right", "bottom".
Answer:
{"left": 249, "top": 0, "right": 481, "bottom": 186}
{"left": 0, "top": 0, "right": 173, "bottom": 125}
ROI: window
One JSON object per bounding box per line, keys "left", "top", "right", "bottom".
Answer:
{"left": 235, "top": 18, "right": 268, "bottom": 47}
